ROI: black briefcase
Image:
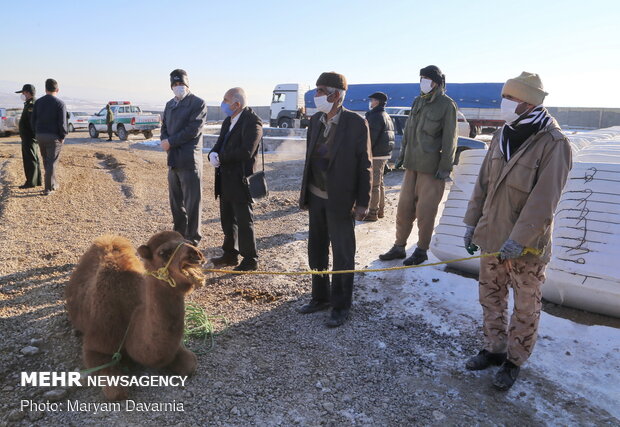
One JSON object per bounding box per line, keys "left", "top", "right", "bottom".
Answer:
{"left": 245, "top": 138, "right": 268, "bottom": 202}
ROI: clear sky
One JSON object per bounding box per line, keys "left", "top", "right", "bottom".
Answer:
{"left": 1, "top": 0, "right": 619, "bottom": 108}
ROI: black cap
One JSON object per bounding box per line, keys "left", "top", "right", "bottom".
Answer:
{"left": 420, "top": 65, "right": 445, "bottom": 87}
{"left": 170, "top": 69, "right": 189, "bottom": 88}
{"left": 368, "top": 92, "right": 388, "bottom": 103}
{"left": 15, "top": 84, "right": 35, "bottom": 95}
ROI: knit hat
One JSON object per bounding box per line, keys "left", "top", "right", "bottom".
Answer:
{"left": 368, "top": 92, "right": 388, "bottom": 103}
{"left": 316, "top": 72, "right": 347, "bottom": 91}
{"left": 420, "top": 65, "right": 445, "bottom": 87}
{"left": 502, "top": 72, "right": 548, "bottom": 105}
{"left": 15, "top": 84, "right": 35, "bottom": 96}
{"left": 170, "top": 69, "right": 189, "bottom": 88}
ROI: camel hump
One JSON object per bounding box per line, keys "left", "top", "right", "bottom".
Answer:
{"left": 91, "top": 235, "right": 145, "bottom": 274}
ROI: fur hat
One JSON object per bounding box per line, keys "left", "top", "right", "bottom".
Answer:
{"left": 170, "top": 69, "right": 189, "bottom": 88}
{"left": 420, "top": 65, "right": 445, "bottom": 87}
{"left": 502, "top": 71, "right": 548, "bottom": 105}
{"left": 316, "top": 72, "right": 347, "bottom": 91}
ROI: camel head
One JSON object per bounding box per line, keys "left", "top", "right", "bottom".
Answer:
{"left": 138, "top": 231, "right": 206, "bottom": 293}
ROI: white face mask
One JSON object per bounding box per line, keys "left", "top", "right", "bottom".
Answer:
{"left": 368, "top": 101, "right": 373, "bottom": 110}
{"left": 420, "top": 78, "right": 434, "bottom": 94}
{"left": 172, "top": 85, "right": 188, "bottom": 99}
{"left": 20, "top": 94, "right": 26, "bottom": 102}
{"left": 314, "top": 95, "right": 334, "bottom": 114}
{"left": 500, "top": 98, "right": 521, "bottom": 124}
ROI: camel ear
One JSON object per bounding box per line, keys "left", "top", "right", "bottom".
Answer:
{"left": 137, "top": 245, "right": 152, "bottom": 260}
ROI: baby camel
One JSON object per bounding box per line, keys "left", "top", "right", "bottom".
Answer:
{"left": 65, "top": 231, "right": 206, "bottom": 400}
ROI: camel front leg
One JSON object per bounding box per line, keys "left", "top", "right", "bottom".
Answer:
{"left": 165, "top": 343, "right": 197, "bottom": 376}
{"left": 83, "top": 348, "right": 128, "bottom": 401}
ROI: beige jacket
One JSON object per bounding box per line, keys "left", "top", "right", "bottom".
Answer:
{"left": 463, "top": 119, "right": 572, "bottom": 262}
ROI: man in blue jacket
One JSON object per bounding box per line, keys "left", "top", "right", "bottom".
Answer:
{"left": 31, "top": 78, "right": 67, "bottom": 196}
{"left": 161, "top": 69, "right": 207, "bottom": 247}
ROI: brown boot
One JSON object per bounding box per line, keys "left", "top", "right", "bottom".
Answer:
{"left": 363, "top": 213, "right": 378, "bottom": 221}
{"left": 378, "top": 208, "right": 384, "bottom": 218}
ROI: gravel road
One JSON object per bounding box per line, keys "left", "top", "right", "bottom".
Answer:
{"left": 0, "top": 132, "right": 617, "bottom": 426}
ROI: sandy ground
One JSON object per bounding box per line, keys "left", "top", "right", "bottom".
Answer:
{"left": 0, "top": 131, "right": 618, "bottom": 426}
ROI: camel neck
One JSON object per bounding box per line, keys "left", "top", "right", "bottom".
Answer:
{"left": 142, "top": 277, "right": 185, "bottom": 334}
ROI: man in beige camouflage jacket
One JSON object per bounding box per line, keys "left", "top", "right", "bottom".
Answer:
{"left": 463, "top": 72, "right": 572, "bottom": 390}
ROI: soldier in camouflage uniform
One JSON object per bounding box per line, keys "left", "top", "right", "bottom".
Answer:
{"left": 15, "top": 84, "right": 42, "bottom": 188}
{"left": 106, "top": 104, "right": 114, "bottom": 141}
{"left": 463, "top": 72, "right": 572, "bottom": 391}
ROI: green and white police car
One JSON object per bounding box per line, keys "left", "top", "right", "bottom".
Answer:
{"left": 88, "top": 101, "right": 160, "bottom": 140}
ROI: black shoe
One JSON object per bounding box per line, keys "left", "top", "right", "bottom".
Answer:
{"left": 493, "top": 360, "right": 520, "bottom": 390}
{"left": 234, "top": 258, "right": 258, "bottom": 271}
{"left": 211, "top": 253, "right": 239, "bottom": 267}
{"left": 379, "top": 245, "right": 407, "bottom": 261}
{"left": 465, "top": 349, "right": 507, "bottom": 371}
{"left": 297, "top": 300, "right": 330, "bottom": 314}
{"left": 403, "top": 247, "right": 428, "bottom": 266}
{"left": 19, "top": 183, "right": 35, "bottom": 189}
{"left": 326, "top": 308, "right": 350, "bottom": 328}
{"left": 42, "top": 189, "right": 55, "bottom": 196}
{"left": 107, "top": 138, "right": 113, "bottom": 141}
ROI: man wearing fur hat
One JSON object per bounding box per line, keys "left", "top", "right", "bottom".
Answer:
{"left": 379, "top": 65, "right": 457, "bottom": 265}
{"left": 298, "top": 72, "right": 373, "bottom": 327}
{"left": 161, "top": 69, "right": 207, "bottom": 247}
{"left": 463, "top": 72, "right": 572, "bottom": 390}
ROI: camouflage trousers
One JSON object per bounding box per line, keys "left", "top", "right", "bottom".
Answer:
{"left": 478, "top": 254, "right": 546, "bottom": 366}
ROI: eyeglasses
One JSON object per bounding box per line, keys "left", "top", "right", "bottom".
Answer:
{"left": 315, "top": 87, "right": 336, "bottom": 96}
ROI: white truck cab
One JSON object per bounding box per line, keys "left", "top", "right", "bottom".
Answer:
{"left": 269, "top": 84, "right": 308, "bottom": 128}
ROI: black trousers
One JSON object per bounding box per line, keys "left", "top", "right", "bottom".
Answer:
{"left": 219, "top": 195, "right": 257, "bottom": 261}
{"left": 20, "top": 135, "right": 42, "bottom": 187}
{"left": 168, "top": 167, "right": 203, "bottom": 245}
{"left": 307, "top": 193, "right": 356, "bottom": 309}
{"left": 36, "top": 133, "right": 63, "bottom": 191}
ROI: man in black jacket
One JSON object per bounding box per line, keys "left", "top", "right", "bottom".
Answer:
{"left": 362, "top": 92, "right": 395, "bottom": 221}
{"left": 208, "top": 87, "right": 263, "bottom": 271}
{"left": 161, "top": 69, "right": 207, "bottom": 246}
{"left": 298, "top": 72, "right": 373, "bottom": 327}
{"left": 31, "top": 78, "right": 67, "bottom": 196}
{"left": 15, "top": 84, "right": 42, "bottom": 189}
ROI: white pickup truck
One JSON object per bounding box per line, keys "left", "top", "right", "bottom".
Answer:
{"left": 88, "top": 101, "right": 160, "bottom": 140}
{"left": 0, "top": 107, "right": 22, "bottom": 136}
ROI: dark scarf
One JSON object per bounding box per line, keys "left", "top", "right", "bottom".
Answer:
{"left": 500, "top": 106, "right": 552, "bottom": 161}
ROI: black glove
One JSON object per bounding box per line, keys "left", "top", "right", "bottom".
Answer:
{"left": 463, "top": 225, "right": 478, "bottom": 255}
{"left": 435, "top": 169, "right": 451, "bottom": 181}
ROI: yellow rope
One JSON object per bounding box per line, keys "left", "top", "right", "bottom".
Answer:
{"left": 203, "top": 252, "right": 502, "bottom": 276}
{"left": 145, "top": 242, "right": 186, "bottom": 287}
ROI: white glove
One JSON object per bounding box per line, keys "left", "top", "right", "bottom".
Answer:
{"left": 208, "top": 152, "right": 220, "bottom": 168}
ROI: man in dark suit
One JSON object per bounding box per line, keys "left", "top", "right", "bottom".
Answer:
{"left": 208, "top": 87, "right": 263, "bottom": 271}
{"left": 161, "top": 69, "right": 207, "bottom": 246}
{"left": 298, "top": 72, "right": 373, "bottom": 327}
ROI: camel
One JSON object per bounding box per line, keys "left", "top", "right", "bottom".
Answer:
{"left": 65, "top": 231, "right": 206, "bottom": 400}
